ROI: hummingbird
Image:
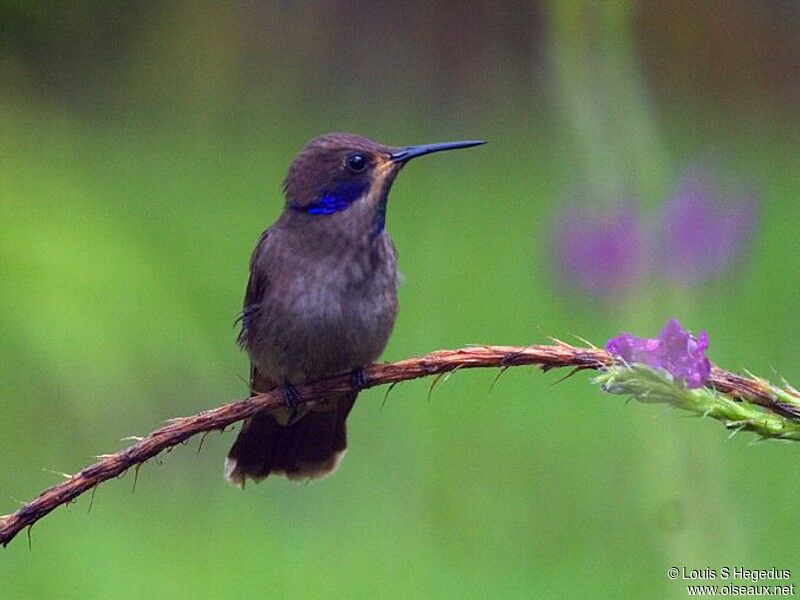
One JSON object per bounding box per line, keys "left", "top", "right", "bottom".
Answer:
{"left": 225, "top": 132, "right": 485, "bottom": 486}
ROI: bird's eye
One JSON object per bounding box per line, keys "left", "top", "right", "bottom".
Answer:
{"left": 347, "top": 153, "right": 367, "bottom": 172}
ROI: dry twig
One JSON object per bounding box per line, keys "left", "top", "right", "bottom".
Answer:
{"left": 0, "top": 343, "right": 792, "bottom": 547}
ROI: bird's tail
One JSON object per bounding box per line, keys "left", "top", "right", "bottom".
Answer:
{"left": 225, "top": 388, "right": 356, "bottom": 486}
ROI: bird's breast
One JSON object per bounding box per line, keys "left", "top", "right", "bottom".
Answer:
{"left": 250, "top": 234, "right": 399, "bottom": 383}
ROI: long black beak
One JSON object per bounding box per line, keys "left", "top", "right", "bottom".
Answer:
{"left": 390, "top": 140, "right": 486, "bottom": 163}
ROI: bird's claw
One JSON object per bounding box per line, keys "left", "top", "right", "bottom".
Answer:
{"left": 351, "top": 367, "right": 368, "bottom": 391}
{"left": 283, "top": 382, "right": 301, "bottom": 423}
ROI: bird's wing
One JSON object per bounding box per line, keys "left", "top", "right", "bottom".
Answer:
{"left": 236, "top": 227, "right": 274, "bottom": 394}
{"left": 236, "top": 228, "right": 270, "bottom": 347}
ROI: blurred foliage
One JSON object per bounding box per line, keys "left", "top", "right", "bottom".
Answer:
{"left": 0, "top": 1, "right": 798, "bottom": 598}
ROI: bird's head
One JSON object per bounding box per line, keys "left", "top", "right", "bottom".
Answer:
{"left": 282, "top": 132, "right": 484, "bottom": 238}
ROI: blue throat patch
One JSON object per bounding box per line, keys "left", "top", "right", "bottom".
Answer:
{"left": 290, "top": 180, "right": 388, "bottom": 238}
{"left": 292, "top": 181, "right": 369, "bottom": 215}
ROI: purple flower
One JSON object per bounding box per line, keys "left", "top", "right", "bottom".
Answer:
{"left": 606, "top": 319, "right": 711, "bottom": 388}
{"left": 552, "top": 202, "right": 643, "bottom": 298}
{"left": 658, "top": 169, "right": 758, "bottom": 284}
{"left": 549, "top": 166, "right": 758, "bottom": 302}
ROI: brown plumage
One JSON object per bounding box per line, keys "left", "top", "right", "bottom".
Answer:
{"left": 226, "top": 132, "right": 484, "bottom": 486}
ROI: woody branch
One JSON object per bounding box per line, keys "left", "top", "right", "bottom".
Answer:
{"left": 1, "top": 343, "right": 797, "bottom": 548}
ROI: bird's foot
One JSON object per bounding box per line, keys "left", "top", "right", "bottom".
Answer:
{"left": 350, "top": 367, "right": 368, "bottom": 391}
{"left": 283, "top": 381, "right": 301, "bottom": 424}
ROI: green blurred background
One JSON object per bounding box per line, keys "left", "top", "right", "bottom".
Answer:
{"left": 1, "top": 1, "right": 798, "bottom": 597}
